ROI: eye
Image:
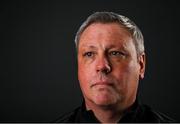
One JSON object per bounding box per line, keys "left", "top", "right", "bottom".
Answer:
{"left": 83, "top": 52, "right": 94, "bottom": 57}
{"left": 109, "top": 51, "right": 125, "bottom": 57}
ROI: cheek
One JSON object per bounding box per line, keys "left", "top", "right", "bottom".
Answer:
{"left": 78, "top": 62, "right": 96, "bottom": 99}
{"left": 78, "top": 58, "right": 96, "bottom": 80}
{"left": 112, "top": 62, "right": 139, "bottom": 90}
{"left": 78, "top": 62, "right": 93, "bottom": 89}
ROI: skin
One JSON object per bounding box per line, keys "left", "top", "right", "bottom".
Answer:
{"left": 77, "top": 22, "right": 145, "bottom": 122}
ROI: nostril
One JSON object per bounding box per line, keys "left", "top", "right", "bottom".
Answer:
{"left": 102, "top": 68, "right": 111, "bottom": 74}
{"left": 97, "top": 64, "right": 111, "bottom": 74}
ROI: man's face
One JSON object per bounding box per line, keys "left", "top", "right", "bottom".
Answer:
{"left": 78, "top": 23, "right": 145, "bottom": 109}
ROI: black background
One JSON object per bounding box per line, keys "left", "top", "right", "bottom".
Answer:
{"left": 0, "top": 0, "right": 179, "bottom": 122}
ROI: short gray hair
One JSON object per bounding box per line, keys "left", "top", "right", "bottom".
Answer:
{"left": 75, "top": 12, "right": 145, "bottom": 56}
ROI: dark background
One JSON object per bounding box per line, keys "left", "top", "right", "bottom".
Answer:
{"left": 0, "top": 0, "right": 179, "bottom": 122}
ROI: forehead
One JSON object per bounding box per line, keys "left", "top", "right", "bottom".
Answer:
{"left": 79, "top": 22, "right": 133, "bottom": 49}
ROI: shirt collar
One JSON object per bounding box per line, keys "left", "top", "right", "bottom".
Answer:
{"left": 79, "top": 99, "right": 140, "bottom": 123}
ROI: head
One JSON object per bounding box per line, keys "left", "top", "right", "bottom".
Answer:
{"left": 75, "top": 12, "right": 145, "bottom": 110}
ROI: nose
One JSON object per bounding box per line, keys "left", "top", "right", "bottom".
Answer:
{"left": 96, "top": 56, "right": 112, "bottom": 74}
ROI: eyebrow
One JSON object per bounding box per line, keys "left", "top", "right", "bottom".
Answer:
{"left": 80, "top": 45, "right": 98, "bottom": 49}
{"left": 80, "top": 44, "right": 127, "bottom": 50}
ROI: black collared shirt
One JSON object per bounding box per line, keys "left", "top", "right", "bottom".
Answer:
{"left": 55, "top": 100, "right": 175, "bottom": 123}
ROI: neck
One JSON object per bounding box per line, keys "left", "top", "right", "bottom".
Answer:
{"left": 85, "top": 101, "right": 124, "bottom": 123}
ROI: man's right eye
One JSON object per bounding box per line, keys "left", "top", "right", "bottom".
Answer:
{"left": 83, "top": 52, "right": 94, "bottom": 57}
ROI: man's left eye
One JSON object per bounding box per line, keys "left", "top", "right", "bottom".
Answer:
{"left": 109, "top": 51, "right": 125, "bottom": 56}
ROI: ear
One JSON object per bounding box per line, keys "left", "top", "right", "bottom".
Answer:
{"left": 138, "top": 53, "right": 146, "bottom": 79}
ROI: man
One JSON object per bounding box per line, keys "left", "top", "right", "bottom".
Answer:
{"left": 56, "top": 12, "right": 174, "bottom": 123}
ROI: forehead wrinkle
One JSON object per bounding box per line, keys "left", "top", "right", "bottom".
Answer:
{"left": 80, "top": 41, "right": 129, "bottom": 52}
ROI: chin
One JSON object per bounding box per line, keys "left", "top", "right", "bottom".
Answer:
{"left": 92, "top": 92, "right": 119, "bottom": 106}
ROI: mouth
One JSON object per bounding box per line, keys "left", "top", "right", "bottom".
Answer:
{"left": 91, "top": 81, "right": 113, "bottom": 88}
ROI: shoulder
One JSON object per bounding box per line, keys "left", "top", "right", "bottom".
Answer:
{"left": 138, "top": 104, "right": 176, "bottom": 123}
{"left": 54, "top": 106, "right": 81, "bottom": 123}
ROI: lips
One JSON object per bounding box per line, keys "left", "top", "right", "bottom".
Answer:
{"left": 91, "top": 81, "right": 113, "bottom": 87}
